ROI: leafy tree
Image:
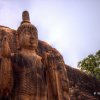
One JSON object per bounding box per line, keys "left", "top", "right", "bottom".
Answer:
{"left": 78, "top": 50, "right": 100, "bottom": 80}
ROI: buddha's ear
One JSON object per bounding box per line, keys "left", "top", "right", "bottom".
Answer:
{"left": 16, "top": 33, "right": 23, "bottom": 51}
{"left": 15, "top": 33, "right": 20, "bottom": 51}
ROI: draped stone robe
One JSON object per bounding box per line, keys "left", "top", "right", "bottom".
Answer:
{"left": 11, "top": 53, "right": 47, "bottom": 100}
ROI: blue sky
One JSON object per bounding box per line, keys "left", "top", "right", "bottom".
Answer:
{"left": 0, "top": 0, "right": 100, "bottom": 67}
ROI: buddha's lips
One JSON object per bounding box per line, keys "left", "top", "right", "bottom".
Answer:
{"left": 30, "top": 40, "right": 34, "bottom": 44}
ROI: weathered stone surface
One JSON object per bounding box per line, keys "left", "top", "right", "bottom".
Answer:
{"left": 66, "top": 65, "right": 100, "bottom": 100}
{"left": 0, "top": 24, "right": 100, "bottom": 100}
{"left": 0, "top": 11, "right": 69, "bottom": 100}
{"left": 0, "top": 11, "right": 100, "bottom": 100}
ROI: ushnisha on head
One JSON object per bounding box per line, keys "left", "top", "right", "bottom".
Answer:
{"left": 17, "top": 11, "right": 38, "bottom": 50}
{"left": 22, "top": 10, "right": 30, "bottom": 23}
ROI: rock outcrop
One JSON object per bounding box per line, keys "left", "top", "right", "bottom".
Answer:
{"left": 0, "top": 11, "right": 99, "bottom": 100}
{"left": 66, "top": 65, "right": 100, "bottom": 100}
{"left": 0, "top": 11, "right": 69, "bottom": 100}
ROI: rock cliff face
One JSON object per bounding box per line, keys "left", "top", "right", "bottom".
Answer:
{"left": 66, "top": 65, "right": 100, "bottom": 100}
{"left": 0, "top": 26, "right": 100, "bottom": 100}
{"left": 0, "top": 24, "right": 69, "bottom": 100}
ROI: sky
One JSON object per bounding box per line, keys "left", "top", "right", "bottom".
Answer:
{"left": 0, "top": 0, "right": 100, "bottom": 67}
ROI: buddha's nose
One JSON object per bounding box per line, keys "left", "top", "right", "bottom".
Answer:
{"left": 30, "top": 34, "right": 35, "bottom": 39}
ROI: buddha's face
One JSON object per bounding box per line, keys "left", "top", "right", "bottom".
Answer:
{"left": 19, "top": 29, "right": 38, "bottom": 50}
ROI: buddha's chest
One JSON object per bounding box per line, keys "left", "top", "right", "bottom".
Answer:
{"left": 13, "top": 71, "right": 44, "bottom": 97}
{"left": 13, "top": 53, "right": 42, "bottom": 72}
{"left": 13, "top": 56, "right": 44, "bottom": 95}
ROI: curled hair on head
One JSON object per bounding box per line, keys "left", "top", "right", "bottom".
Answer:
{"left": 17, "top": 25, "right": 38, "bottom": 39}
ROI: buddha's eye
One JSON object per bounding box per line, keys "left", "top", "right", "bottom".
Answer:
{"left": 0, "top": 36, "right": 3, "bottom": 42}
{"left": 24, "top": 32, "right": 30, "bottom": 35}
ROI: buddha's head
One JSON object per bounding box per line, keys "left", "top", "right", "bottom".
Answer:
{"left": 17, "top": 11, "right": 38, "bottom": 50}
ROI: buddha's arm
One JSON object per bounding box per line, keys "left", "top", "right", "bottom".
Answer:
{"left": 0, "top": 36, "right": 13, "bottom": 97}
{"left": 42, "top": 51, "right": 70, "bottom": 100}
{"left": 42, "top": 52, "right": 61, "bottom": 99}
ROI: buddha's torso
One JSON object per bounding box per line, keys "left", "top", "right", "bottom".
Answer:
{"left": 12, "top": 51, "right": 47, "bottom": 100}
